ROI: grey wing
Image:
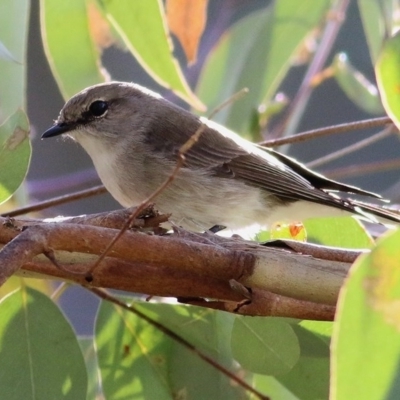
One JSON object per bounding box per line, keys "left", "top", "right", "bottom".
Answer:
{"left": 146, "top": 102, "right": 379, "bottom": 208}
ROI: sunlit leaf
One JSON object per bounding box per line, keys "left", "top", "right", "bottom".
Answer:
{"left": 270, "top": 222, "right": 307, "bottom": 241}
{"left": 96, "top": 301, "right": 246, "bottom": 400}
{"left": 357, "top": 0, "right": 387, "bottom": 63}
{"left": 303, "top": 216, "right": 374, "bottom": 248}
{"left": 333, "top": 53, "right": 384, "bottom": 114}
{"left": 376, "top": 31, "right": 400, "bottom": 130}
{"left": 331, "top": 229, "right": 400, "bottom": 399}
{"left": 0, "top": 0, "right": 29, "bottom": 123}
{"left": 100, "top": 0, "right": 204, "bottom": 110}
{"left": 166, "top": 0, "right": 208, "bottom": 65}
{"left": 40, "top": 0, "right": 107, "bottom": 99}
{"left": 0, "top": 109, "right": 31, "bottom": 204}
{"left": 0, "top": 287, "right": 87, "bottom": 399}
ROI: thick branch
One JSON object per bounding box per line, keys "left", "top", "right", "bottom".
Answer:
{"left": 0, "top": 210, "right": 362, "bottom": 319}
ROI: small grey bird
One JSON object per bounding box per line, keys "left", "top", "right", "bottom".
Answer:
{"left": 42, "top": 81, "right": 400, "bottom": 231}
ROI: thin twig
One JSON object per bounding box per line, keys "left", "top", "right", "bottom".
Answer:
{"left": 306, "top": 126, "right": 394, "bottom": 168}
{"left": 1, "top": 185, "right": 107, "bottom": 217}
{"left": 261, "top": 116, "right": 392, "bottom": 147}
{"left": 89, "top": 287, "right": 270, "bottom": 400}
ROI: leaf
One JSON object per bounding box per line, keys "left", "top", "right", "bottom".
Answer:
{"left": 40, "top": 0, "right": 107, "bottom": 99}
{"left": 78, "top": 336, "right": 102, "bottom": 400}
{"left": 95, "top": 301, "right": 247, "bottom": 399}
{"left": 0, "top": 41, "right": 19, "bottom": 63}
{"left": 231, "top": 317, "right": 300, "bottom": 376}
{"left": 95, "top": 300, "right": 173, "bottom": 400}
{"left": 331, "top": 229, "right": 400, "bottom": 399}
{"left": 333, "top": 53, "right": 384, "bottom": 114}
{"left": 0, "top": 287, "right": 87, "bottom": 399}
{"left": 0, "top": 0, "right": 29, "bottom": 123}
{"left": 303, "top": 216, "right": 374, "bottom": 248}
{"left": 252, "top": 374, "right": 300, "bottom": 400}
{"left": 357, "top": 0, "right": 387, "bottom": 63}
{"left": 196, "top": 0, "right": 330, "bottom": 137}
{"left": 270, "top": 222, "right": 307, "bottom": 241}
{"left": 376, "top": 31, "right": 400, "bottom": 131}
{"left": 100, "top": 0, "right": 205, "bottom": 110}
{"left": 0, "top": 109, "right": 31, "bottom": 204}
{"left": 87, "top": 0, "right": 115, "bottom": 50}
{"left": 278, "top": 321, "right": 331, "bottom": 400}
{"left": 166, "top": 0, "right": 208, "bottom": 65}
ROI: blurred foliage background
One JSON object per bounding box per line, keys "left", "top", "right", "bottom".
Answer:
{"left": 1, "top": 0, "right": 400, "bottom": 399}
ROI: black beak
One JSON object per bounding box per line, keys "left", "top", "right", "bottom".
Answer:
{"left": 41, "top": 122, "right": 74, "bottom": 138}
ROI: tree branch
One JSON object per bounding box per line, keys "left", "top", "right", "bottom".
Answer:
{"left": 0, "top": 209, "right": 363, "bottom": 320}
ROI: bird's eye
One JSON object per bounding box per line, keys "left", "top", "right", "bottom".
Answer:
{"left": 89, "top": 100, "right": 108, "bottom": 117}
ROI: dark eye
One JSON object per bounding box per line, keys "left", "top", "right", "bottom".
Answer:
{"left": 89, "top": 100, "right": 108, "bottom": 117}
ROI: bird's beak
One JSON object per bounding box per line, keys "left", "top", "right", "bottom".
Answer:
{"left": 41, "top": 122, "right": 75, "bottom": 138}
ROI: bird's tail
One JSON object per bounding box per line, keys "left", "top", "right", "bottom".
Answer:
{"left": 350, "top": 199, "right": 400, "bottom": 226}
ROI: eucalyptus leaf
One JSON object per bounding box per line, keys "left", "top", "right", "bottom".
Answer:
{"left": 376, "top": 31, "right": 400, "bottom": 131}
{"left": 95, "top": 301, "right": 245, "bottom": 400}
{"left": 0, "top": 41, "right": 19, "bottom": 63}
{"left": 231, "top": 317, "right": 300, "bottom": 376}
{"left": 0, "top": 0, "right": 29, "bottom": 123}
{"left": 99, "top": 0, "right": 204, "bottom": 110}
{"left": 332, "top": 229, "right": 400, "bottom": 399}
{"left": 0, "top": 287, "right": 87, "bottom": 400}
{"left": 0, "top": 109, "right": 31, "bottom": 204}
{"left": 41, "top": 0, "right": 106, "bottom": 99}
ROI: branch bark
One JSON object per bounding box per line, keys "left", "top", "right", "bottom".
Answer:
{"left": 0, "top": 208, "right": 364, "bottom": 320}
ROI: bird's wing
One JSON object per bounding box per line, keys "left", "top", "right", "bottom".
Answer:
{"left": 145, "top": 108, "right": 380, "bottom": 207}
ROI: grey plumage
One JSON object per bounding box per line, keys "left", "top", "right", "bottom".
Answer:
{"left": 42, "top": 81, "right": 400, "bottom": 230}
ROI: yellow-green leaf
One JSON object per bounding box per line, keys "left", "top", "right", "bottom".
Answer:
{"left": 40, "top": 0, "right": 107, "bottom": 99}
{"left": 376, "top": 32, "right": 400, "bottom": 130}
{"left": 100, "top": 0, "right": 205, "bottom": 110}
{"left": 0, "top": 110, "right": 31, "bottom": 204}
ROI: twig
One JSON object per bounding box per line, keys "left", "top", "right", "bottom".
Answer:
{"left": 261, "top": 116, "right": 392, "bottom": 147}
{"left": 89, "top": 287, "right": 270, "bottom": 400}
{"left": 2, "top": 185, "right": 107, "bottom": 217}
{"left": 306, "top": 125, "right": 395, "bottom": 168}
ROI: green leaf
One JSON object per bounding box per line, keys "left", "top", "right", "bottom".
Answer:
{"left": 276, "top": 320, "right": 331, "bottom": 399}
{"left": 95, "top": 301, "right": 172, "bottom": 400}
{"left": 231, "top": 317, "right": 300, "bottom": 376}
{"left": 0, "top": 0, "right": 29, "bottom": 123}
{"left": 0, "top": 109, "right": 31, "bottom": 204}
{"left": 40, "top": 0, "right": 106, "bottom": 99}
{"left": 303, "top": 216, "right": 374, "bottom": 248}
{"left": 252, "top": 374, "right": 300, "bottom": 400}
{"left": 196, "top": 0, "right": 330, "bottom": 138}
{"left": 78, "top": 336, "right": 102, "bottom": 400}
{"left": 95, "top": 301, "right": 247, "bottom": 399}
{"left": 331, "top": 229, "right": 400, "bottom": 400}
{"left": 0, "top": 287, "right": 87, "bottom": 400}
{"left": 357, "top": 0, "right": 387, "bottom": 63}
{"left": 376, "top": 31, "right": 400, "bottom": 130}
{"left": 333, "top": 53, "right": 384, "bottom": 114}
{"left": 99, "top": 0, "right": 204, "bottom": 110}
{"left": 0, "top": 41, "right": 19, "bottom": 63}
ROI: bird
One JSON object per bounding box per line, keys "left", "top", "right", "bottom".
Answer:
{"left": 42, "top": 81, "right": 400, "bottom": 231}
